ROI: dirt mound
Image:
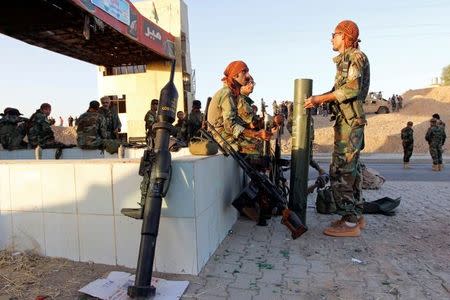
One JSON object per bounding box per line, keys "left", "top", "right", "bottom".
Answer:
{"left": 281, "top": 86, "right": 449, "bottom": 154}
{"left": 52, "top": 126, "right": 77, "bottom": 145}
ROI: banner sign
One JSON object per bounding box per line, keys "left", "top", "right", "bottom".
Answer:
{"left": 91, "top": 0, "right": 130, "bottom": 25}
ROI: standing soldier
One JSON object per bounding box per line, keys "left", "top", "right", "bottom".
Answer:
{"left": 28, "top": 103, "right": 58, "bottom": 148}
{"left": 187, "top": 100, "right": 204, "bottom": 139}
{"left": 401, "top": 121, "right": 414, "bottom": 169}
{"left": 0, "top": 108, "right": 28, "bottom": 150}
{"left": 77, "top": 101, "right": 121, "bottom": 153}
{"left": 425, "top": 118, "right": 446, "bottom": 171}
{"left": 68, "top": 116, "right": 74, "bottom": 127}
{"left": 144, "top": 99, "right": 158, "bottom": 146}
{"left": 305, "top": 20, "right": 370, "bottom": 237}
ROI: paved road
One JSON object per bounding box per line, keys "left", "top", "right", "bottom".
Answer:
{"left": 307, "top": 162, "right": 449, "bottom": 182}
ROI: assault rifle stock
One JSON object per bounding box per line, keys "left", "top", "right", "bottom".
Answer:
{"left": 202, "top": 122, "right": 307, "bottom": 239}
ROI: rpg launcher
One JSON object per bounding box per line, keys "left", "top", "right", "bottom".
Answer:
{"left": 125, "top": 60, "right": 178, "bottom": 299}
{"left": 202, "top": 122, "right": 307, "bottom": 240}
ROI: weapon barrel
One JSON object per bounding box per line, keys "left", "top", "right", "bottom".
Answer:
{"left": 289, "top": 79, "right": 312, "bottom": 224}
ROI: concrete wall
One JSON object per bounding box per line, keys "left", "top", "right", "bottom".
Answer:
{"left": 0, "top": 154, "right": 241, "bottom": 275}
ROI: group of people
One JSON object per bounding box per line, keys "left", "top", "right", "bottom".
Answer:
{"left": 0, "top": 96, "right": 124, "bottom": 154}
{"left": 390, "top": 94, "right": 404, "bottom": 111}
{"left": 207, "top": 20, "right": 369, "bottom": 237}
{"left": 0, "top": 103, "right": 65, "bottom": 150}
{"left": 401, "top": 113, "right": 446, "bottom": 171}
{"left": 143, "top": 98, "right": 205, "bottom": 147}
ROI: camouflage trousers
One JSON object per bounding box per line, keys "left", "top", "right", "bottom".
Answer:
{"left": 429, "top": 144, "right": 443, "bottom": 165}
{"left": 402, "top": 142, "right": 413, "bottom": 163}
{"left": 330, "top": 119, "right": 364, "bottom": 222}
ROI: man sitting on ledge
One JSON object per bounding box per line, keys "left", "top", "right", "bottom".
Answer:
{"left": 76, "top": 100, "right": 121, "bottom": 154}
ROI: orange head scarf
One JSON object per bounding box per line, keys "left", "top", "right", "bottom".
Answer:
{"left": 222, "top": 60, "right": 249, "bottom": 97}
{"left": 335, "top": 20, "right": 360, "bottom": 49}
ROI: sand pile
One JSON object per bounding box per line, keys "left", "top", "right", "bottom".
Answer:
{"left": 53, "top": 126, "right": 77, "bottom": 145}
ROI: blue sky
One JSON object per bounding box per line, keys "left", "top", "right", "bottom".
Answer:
{"left": 1, "top": 0, "right": 449, "bottom": 119}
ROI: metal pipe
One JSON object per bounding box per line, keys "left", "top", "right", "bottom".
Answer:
{"left": 289, "top": 79, "right": 312, "bottom": 224}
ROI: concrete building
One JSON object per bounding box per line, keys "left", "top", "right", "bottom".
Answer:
{"left": 97, "top": 0, "right": 193, "bottom": 140}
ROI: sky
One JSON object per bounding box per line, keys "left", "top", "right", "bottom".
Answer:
{"left": 0, "top": 0, "right": 449, "bottom": 119}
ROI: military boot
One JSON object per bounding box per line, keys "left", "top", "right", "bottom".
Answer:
{"left": 438, "top": 164, "right": 444, "bottom": 171}
{"left": 432, "top": 164, "right": 439, "bottom": 171}
{"left": 403, "top": 162, "right": 410, "bottom": 169}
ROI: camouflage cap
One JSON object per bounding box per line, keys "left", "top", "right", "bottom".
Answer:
{"left": 192, "top": 100, "right": 201, "bottom": 108}
{"left": 2, "top": 107, "right": 22, "bottom": 116}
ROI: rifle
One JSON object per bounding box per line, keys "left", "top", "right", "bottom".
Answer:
{"left": 202, "top": 121, "right": 307, "bottom": 239}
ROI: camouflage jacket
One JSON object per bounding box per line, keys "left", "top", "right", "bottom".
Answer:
{"left": 144, "top": 110, "right": 157, "bottom": 136}
{"left": 207, "top": 86, "right": 246, "bottom": 140}
{"left": 76, "top": 110, "right": 107, "bottom": 148}
{"left": 28, "top": 109, "right": 55, "bottom": 147}
{"left": 331, "top": 48, "right": 370, "bottom": 123}
{"left": 401, "top": 126, "right": 414, "bottom": 144}
{"left": 187, "top": 110, "right": 204, "bottom": 138}
{"left": 237, "top": 95, "right": 256, "bottom": 125}
{"left": 0, "top": 115, "right": 27, "bottom": 149}
{"left": 425, "top": 125, "right": 446, "bottom": 147}
{"left": 99, "top": 106, "right": 121, "bottom": 139}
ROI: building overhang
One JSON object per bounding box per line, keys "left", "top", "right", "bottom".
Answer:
{"left": 0, "top": 0, "right": 176, "bottom": 66}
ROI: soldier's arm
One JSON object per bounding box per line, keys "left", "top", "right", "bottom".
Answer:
{"left": 220, "top": 93, "right": 246, "bottom": 139}
{"left": 99, "top": 116, "right": 108, "bottom": 139}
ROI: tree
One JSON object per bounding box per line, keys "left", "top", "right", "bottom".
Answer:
{"left": 441, "top": 65, "right": 450, "bottom": 85}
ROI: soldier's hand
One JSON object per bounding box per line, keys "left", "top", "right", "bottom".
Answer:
{"left": 273, "top": 114, "right": 284, "bottom": 127}
{"left": 304, "top": 96, "right": 318, "bottom": 109}
{"left": 258, "top": 129, "right": 272, "bottom": 141}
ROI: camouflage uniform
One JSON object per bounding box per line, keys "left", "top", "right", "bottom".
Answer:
{"left": 99, "top": 106, "right": 121, "bottom": 139}
{"left": 28, "top": 109, "right": 56, "bottom": 148}
{"left": 425, "top": 123, "right": 446, "bottom": 165}
{"left": 0, "top": 115, "right": 27, "bottom": 150}
{"left": 173, "top": 119, "right": 188, "bottom": 142}
{"left": 76, "top": 110, "right": 120, "bottom": 153}
{"left": 144, "top": 109, "right": 157, "bottom": 143}
{"left": 207, "top": 85, "right": 261, "bottom": 154}
{"left": 401, "top": 126, "right": 414, "bottom": 163}
{"left": 237, "top": 95, "right": 257, "bottom": 126}
{"left": 329, "top": 48, "right": 370, "bottom": 221}
{"left": 187, "top": 110, "right": 204, "bottom": 139}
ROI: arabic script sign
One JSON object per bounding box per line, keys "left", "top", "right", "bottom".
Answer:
{"left": 91, "top": 0, "right": 130, "bottom": 25}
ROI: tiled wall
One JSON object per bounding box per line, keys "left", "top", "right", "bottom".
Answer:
{"left": 0, "top": 154, "right": 241, "bottom": 275}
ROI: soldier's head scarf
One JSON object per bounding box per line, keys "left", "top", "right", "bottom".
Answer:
{"left": 335, "top": 20, "right": 360, "bottom": 49}
{"left": 222, "top": 60, "right": 249, "bottom": 97}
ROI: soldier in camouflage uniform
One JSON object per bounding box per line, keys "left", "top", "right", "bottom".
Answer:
{"left": 28, "top": 103, "right": 59, "bottom": 148}
{"left": 238, "top": 76, "right": 259, "bottom": 127}
{"left": 99, "top": 96, "right": 121, "bottom": 139}
{"left": 77, "top": 101, "right": 120, "bottom": 154}
{"left": 425, "top": 118, "right": 446, "bottom": 171}
{"left": 207, "top": 61, "right": 271, "bottom": 155}
{"left": 173, "top": 111, "right": 188, "bottom": 143}
{"left": 187, "top": 100, "right": 204, "bottom": 139}
{"left": 401, "top": 121, "right": 414, "bottom": 169}
{"left": 144, "top": 99, "right": 158, "bottom": 146}
{"left": 0, "top": 108, "right": 28, "bottom": 150}
{"left": 305, "top": 20, "right": 370, "bottom": 237}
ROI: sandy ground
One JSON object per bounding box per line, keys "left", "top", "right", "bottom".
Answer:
{"left": 281, "top": 86, "right": 450, "bottom": 154}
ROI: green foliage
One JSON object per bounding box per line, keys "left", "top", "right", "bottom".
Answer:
{"left": 441, "top": 65, "right": 450, "bottom": 85}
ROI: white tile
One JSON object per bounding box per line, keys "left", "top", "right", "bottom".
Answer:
{"left": 0, "top": 211, "right": 13, "bottom": 250}
{"left": 10, "top": 165, "right": 42, "bottom": 212}
{"left": 114, "top": 216, "right": 142, "bottom": 268}
{"left": 75, "top": 164, "right": 113, "bottom": 215}
{"left": 11, "top": 211, "right": 45, "bottom": 254}
{"left": 44, "top": 213, "right": 79, "bottom": 261}
{"left": 112, "top": 163, "right": 141, "bottom": 215}
{"left": 196, "top": 205, "right": 219, "bottom": 272}
{"left": 0, "top": 164, "right": 11, "bottom": 211}
{"left": 155, "top": 217, "right": 197, "bottom": 274}
{"left": 193, "top": 156, "right": 222, "bottom": 216}
{"left": 42, "top": 164, "right": 77, "bottom": 213}
{"left": 160, "top": 161, "right": 195, "bottom": 218}
{"left": 78, "top": 215, "right": 116, "bottom": 265}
